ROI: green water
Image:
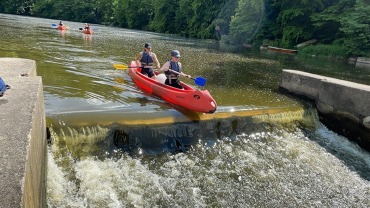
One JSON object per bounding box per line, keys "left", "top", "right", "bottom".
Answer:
{"left": 1, "top": 13, "right": 370, "bottom": 207}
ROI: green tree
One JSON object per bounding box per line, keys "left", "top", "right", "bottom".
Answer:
{"left": 340, "top": 0, "right": 370, "bottom": 56}
{"left": 213, "top": 0, "right": 238, "bottom": 40}
{"left": 150, "top": 0, "right": 178, "bottom": 33}
{"left": 120, "top": 0, "right": 154, "bottom": 30}
{"left": 311, "top": 0, "right": 356, "bottom": 44}
{"left": 113, "top": 0, "right": 128, "bottom": 27}
{"left": 0, "top": 0, "right": 35, "bottom": 15}
{"left": 228, "top": 0, "right": 265, "bottom": 45}
{"left": 186, "top": 0, "right": 226, "bottom": 39}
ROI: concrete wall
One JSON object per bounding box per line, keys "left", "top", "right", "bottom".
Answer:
{"left": 280, "top": 69, "right": 370, "bottom": 150}
{"left": 355, "top": 57, "right": 370, "bottom": 69}
{"left": 0, "top": 58, "right": 46, "bottom": 207}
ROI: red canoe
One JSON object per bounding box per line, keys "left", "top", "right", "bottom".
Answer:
{"left": 128, "top": 61, "right": 217, "bottom": 113}
{"left": 57, "top": 26, "right": 67, "bottom": 30}
{"left": 83, "top": 29, "right": 93, "bottom": 34}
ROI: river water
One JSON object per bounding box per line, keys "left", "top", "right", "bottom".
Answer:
{"left": 1, "top": 13, "right": 370, "bottom": 207}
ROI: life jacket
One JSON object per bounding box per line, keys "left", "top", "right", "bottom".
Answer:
{"left": 165, "top": 60, "right": 181, "bottom": 80}
{"left": 140, "top": 51, "right": 154, "bottom": 66}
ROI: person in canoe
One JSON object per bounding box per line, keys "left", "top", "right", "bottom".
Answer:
{"left": 59, "top": 21, "right": 64, "bottom": 26}
{"left": 136, "top": 43, "right": 160, "bottom": 79}
{"left": 158, "top": 50, "right": 191, "bottom": 89}
{"left": 84, "top": 23, "right": 90, "bottom": 31}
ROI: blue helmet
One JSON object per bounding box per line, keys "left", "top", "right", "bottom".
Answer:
{"left": 171, "top": 50, "right": 181, "bottom": 57}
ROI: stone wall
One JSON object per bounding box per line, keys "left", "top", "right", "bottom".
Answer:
{"left": 280, "top": 69, "right": 370, "bottom": 151}
{"left": 0, "top": 58, "right": 46, "bottom": 207}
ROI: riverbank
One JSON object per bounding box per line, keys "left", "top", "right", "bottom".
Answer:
{"left": 280, "top": 69, "right": 370, "bottom": 151}
{"left": 0, "top": 58, "right": 46, "bottom": 207}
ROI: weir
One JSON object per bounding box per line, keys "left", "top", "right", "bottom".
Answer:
{"left": 47, "top": 106, "right": 318, "bottom": 155}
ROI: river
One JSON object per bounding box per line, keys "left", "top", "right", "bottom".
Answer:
{"left": 1, "top": 13, "right": 370, "bottom": 207}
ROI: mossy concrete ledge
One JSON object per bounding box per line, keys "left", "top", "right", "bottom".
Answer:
{"left": 280, "top": 69, "right": 370, "bottom": 151}
{"left": 0, "top": 58, "right": 46, "bottom": 207}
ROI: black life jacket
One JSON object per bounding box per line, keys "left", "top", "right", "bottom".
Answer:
{"left": 165, "top": 60, "right": 181, "bottom": 79}
{"left": 140, "top": 51, "right": 154, "bottom": 66}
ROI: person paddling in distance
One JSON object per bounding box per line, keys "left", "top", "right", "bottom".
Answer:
{"left": 158, "top": 50, "right": 191, "bottom": 89}
{"left": 59, "top": 21, "right": 64, "bottom": 26}
{"left": 84, "top": 23, "right": 90, "bottom": 31}
{"left": 136, "top": 43, "right": 160, "bottom": 79}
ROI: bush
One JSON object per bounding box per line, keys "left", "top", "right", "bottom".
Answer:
{"left": 298, "top": 44, "right": 347, "bottom": 58}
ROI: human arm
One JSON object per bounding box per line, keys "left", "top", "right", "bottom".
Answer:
{"left": 158, "top": 61, "right": 170, "bottom": 73}
{"left": 177, "top": 63, "right": 191, "bottom": 78}
{"left": 152, "top": 53, "right": 161, "bottom": 69}
{"left": 136, "top": 52, "right": 142, "bottom": 61}
{"left": 180, "top": 72, "right": 191, "bottom": 78}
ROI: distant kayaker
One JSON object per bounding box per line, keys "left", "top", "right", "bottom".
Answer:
{"left": 59, "top": 21, "right": 64, "bottom": 26}
{"left": 159, "top": 50, "right": 191, "bottom": 89}
{"left": 84, "top": 23, "right": 90, "bottom": 30}
{"left": 136, "top": 43, "right": 160, "bottom": 79}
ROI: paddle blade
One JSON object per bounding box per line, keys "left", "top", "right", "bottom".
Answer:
{"left": 194, "top": 76, "right": 206, "bottom": 87}
{"left": 113, "top": 64, "right": 129, "bottom": 70}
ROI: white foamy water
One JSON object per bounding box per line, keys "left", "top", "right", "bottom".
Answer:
{"left": 47, "top": 124, "right": 370, "bottom": 207}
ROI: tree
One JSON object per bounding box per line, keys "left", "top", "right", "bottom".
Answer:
{"left": 150, "top": 0, "right": 178, "bottom": 33}
{"left": 311, "top": 0, "right": 356, "bottom": 44}
{"left": 339, "top": 0, "right": 370, "bottom": 56}
{"left": 120, "top": 0, "right": 154, "bottom": 30}
{"left": 228, "top": 0, "right": 265, "bottom": 45}
{"left": 186, "top": 0, "right": 226, "bottom": 39}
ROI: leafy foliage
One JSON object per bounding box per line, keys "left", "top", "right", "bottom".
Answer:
{"left": 339, "top": 0, "right": 370, "bottom": 56}
{"left": 0, "top": 0, "right": 369, "bottom": 57}
{"left": 227, "top": 0, "right": 265, "bottom": 45}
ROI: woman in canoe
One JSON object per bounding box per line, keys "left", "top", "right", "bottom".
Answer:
{"left": 136, "top": 43, "right": 160, "bottom": 79}
{"left": 158, "top": 50, "right": 191, "bottom": 89}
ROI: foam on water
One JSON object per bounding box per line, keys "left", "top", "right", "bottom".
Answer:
{"left": 47, "top": 124, "right": 370, "bottom": 207}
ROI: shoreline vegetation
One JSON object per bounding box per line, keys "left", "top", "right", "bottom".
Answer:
{"left": 0, "top": 0, "right": 369, "bottom": 58}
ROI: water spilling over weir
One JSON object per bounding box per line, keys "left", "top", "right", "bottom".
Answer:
{"left": 47, "top": 106, "right": 317, "bottom": 156}
{"left": 46, "top": 106, "right": 370, "bottom": 207}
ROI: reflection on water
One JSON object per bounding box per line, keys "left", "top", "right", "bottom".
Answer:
{"left": 1, "top": 13, "right": 370, "bottom": 207}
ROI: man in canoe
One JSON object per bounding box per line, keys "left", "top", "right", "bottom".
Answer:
{"left": 136, "top": 43, "right": 160, "bottom": 79}
{"left": 59, "top": 21, "right": 64, "bottom": 26}
{"left": 158, "top": 50, "right": 191, "bottom": 89}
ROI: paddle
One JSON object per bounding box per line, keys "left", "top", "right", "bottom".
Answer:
{"left": 113, "top": 63, "right": 158, "bottom": 70}
{"left": 167, "top": 69, "right": 207, "bottom": 87}
{"left": 113, "top": 64, "right": 138, "bottom": 70}
{"left": 113, "top": 64, "right": 207, "bottom": 87}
